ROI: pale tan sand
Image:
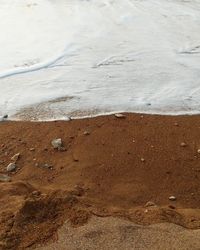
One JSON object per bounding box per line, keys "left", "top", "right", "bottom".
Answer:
{"left": 37, "top": 216, "right": 200, "bottom": 250}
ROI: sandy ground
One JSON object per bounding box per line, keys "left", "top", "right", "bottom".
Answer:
{"left": 37, "top": 216, "right": 200, "bottom": 250}
{"left": 0, "top": 113, "right": 200, "bottom": 249}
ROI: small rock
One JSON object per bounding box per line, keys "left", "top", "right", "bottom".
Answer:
{"left": 73, "top": 157, "right": 79, "bottom": 162}
{"left": 169, "top": 196, "right": 176, "bottom": 201}
{"left": 169, "top": 205, "right": 176, "bottom": 209}
{"left": 32, "top": 190, "right": 41, "bottom": 196}
{"left": 141, "top": 158, "right": 145, "bottom": 162}
{"left": 51, "top": 138, "right": 62, "bottom": 149}
{"left": 197, "top": 149, "right": 200, "bottom": 154}
{"left": 174, "top": 122, "right": 179, "bottom": 126}
{"left": 6, "top": 163, "right": 16, "bottom": 172}
{"left": 180, "top": 142, "right": 187, "bottom": 147}
{"left": 144, "top": 201, "right": 156, "bottom": 207}
{"left": 0, "top": 174, "right": 11, "bottom": 182}
{"left": 0, "top": 115, "right": 8, "bottom": 122}
{"left": 42, "top": 163, "right": 53, "bottom": 170}
{"left": 58, "top": 146, "right": 67, "bottom": 152}
{"left": 30, "top": 148, "right": 35, "bottom": 151}
{"left": 83, "top": 131, "right": 90, "bottom": 136}
{"left": 11, "top": 153, "right": 20, "bottom": 162}
{"left": 115, "top": 113, "right": 126, "bottom": 118}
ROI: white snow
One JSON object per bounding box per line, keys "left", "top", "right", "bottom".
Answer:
{"left": 0, "top": 0, "right": 200, "bottom": 119}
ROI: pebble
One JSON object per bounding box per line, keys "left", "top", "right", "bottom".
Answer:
{"left": 141, "top": 158, "right": 145, "bottom": 162}
{"left": 51, "top": 138, "right": 62, "bottom": 149}
{"left": 174, "top": 122, "right": 179, "bottom": 126}
{"left": 32, "top": 190, "right": 41, "bottom": 196}
{"left": 197, "top": 149, "right": 200, "bottom": 154}
{"left": 180, "top": 142, "right": 187, "bottom": 147}
{"left": 144, "top": 201, "right": 156, "bottom": 207}
{"left": 0, "top": 174, "right": 11, "bottom": 182}
{"left": 83, "top": 131, "right": 90, "bottom": 136}
{"left": 6, "top": 163, "right": 16, "bottom": 172}
{"left": 30, "top": 148, "right": 35, "bottom": 151}
{"left": 11, "top": 153, "right": 20, "bottom": 162}
{"left": 169, "top": 205, "right": 176, "bottom": 209}
{"left": 169, "top": 196, "right": 176, "bottom": 201}
{"left": 0, "top": 115, "right": 8, "bottom": 122}
{"left": 115, "top": 113, "right": 126, "bottom": 118}
{"left": 42, "top": 163, "right": 53, "bottom": 170}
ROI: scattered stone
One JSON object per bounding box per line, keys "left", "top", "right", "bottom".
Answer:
{"left": 6, "top": 163, "right": 16, "bottom": 172}
{"left": 174, "top": 122, "right": 179, "bottom": 126}
{"left": 0, "top": 174, "right": 11, "bottom": 182}
{"left": 73, "top": 157, "right": 79, "bottom": 162}
{"left": 144, "top": 201, "right": 156, "bottom": 207}
{"left": 30, "top": 148, "right": 35, "bottom": 151}
{"left": 169, "top": 196, "right": 176, "bottom": 201}
{"left": 115, "top": 113, "right": 126, "bottom": 118}
{"left": 11, "top": 153, "right": 20, "bottom": 162}
{"left": 0, "top": 115, "right": 8, "bottom": 122}
{"left": 83, "top": 131, "right": 90, "bottom": 136}
{"left": 64, "top": 116, "right": 71, "bottom": 121}
{"left": 51, "top": 138, "right": 62, "bottom": 149}
{"left": 141, "top": 158, "right": 145, "bottom": 162}
{"left": 35, "top": 163, "right": 39, "bottom": 167}
{"left": 58, "top": 146, "right": 67, "bottom": 152}
{"left": 32, "top": 190, "right": 41, "bottom": 196}
{"left": 169, "top": 205, "right": 176, "bottom": 209}
{"left": 180, "top": 142, "right": 187, "bottom": 147}
{"left": 197, "top": 149, "right": 200, "bottom": 154}
{"left": 42, "top": 163, "right": 53, "bottom": 170}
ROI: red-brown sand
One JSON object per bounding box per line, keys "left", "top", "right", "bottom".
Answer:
{"left": 0, "top": 113, "right": 200, "bottom": 249}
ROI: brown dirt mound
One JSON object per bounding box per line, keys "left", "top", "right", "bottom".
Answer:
{"left": 0, "top": 113, "right": 200, "bottom": 249}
